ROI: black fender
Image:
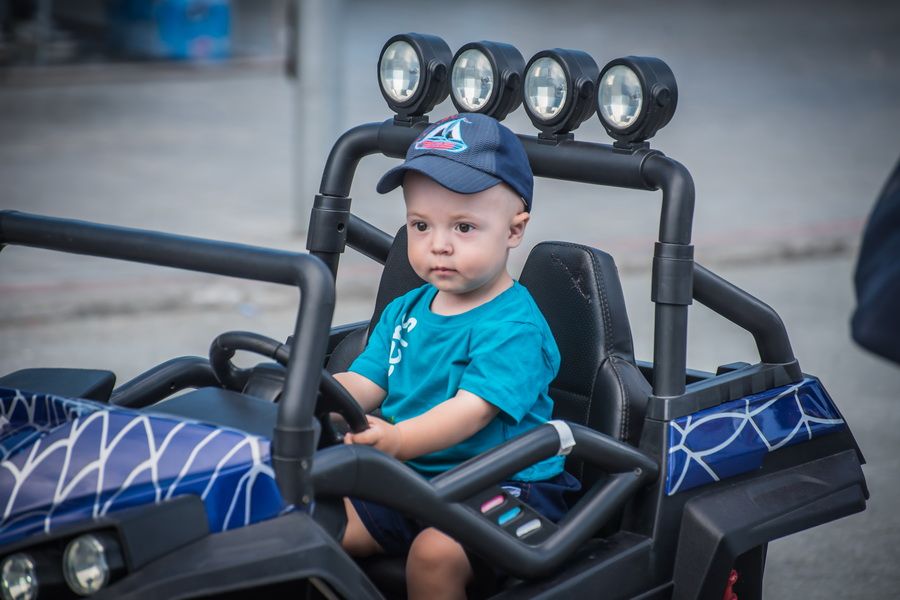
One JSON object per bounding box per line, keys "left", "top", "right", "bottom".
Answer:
{"left": 671, "top": 448, "right": 867, "bottom": 600}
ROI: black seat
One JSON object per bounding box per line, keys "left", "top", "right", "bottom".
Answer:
{"left": 519, "top": 241, "right": 651, "bottom": 486}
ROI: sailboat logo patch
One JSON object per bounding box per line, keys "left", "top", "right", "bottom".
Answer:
{"left": 415, "top": 117, "right": 469, "bottom": 153}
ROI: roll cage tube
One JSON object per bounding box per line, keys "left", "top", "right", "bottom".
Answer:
{"left": 307, "top": 118, "right": 694, "bottom": 398}
{"left": 692, "top": 263, "right": 796, "bottom": 365}
{"left": 0, "top": 210, "right": 332, "bottom": 509}
{"left": 312, "top": 422, "right": 658, "bottom": 579}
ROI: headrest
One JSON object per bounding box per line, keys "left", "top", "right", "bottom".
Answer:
{"left": 519, "top": 241, "right": 636, "bottom": 392}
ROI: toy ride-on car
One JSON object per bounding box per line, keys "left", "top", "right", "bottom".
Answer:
{"left": 0, "top": 34, "right": 867, "bottom": 599}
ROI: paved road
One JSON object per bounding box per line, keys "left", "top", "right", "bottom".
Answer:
{"left": 1, "top": 0, "right": 899, "bottom": 596}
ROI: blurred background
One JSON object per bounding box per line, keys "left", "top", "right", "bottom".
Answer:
{"left": 1, "top": 0, "right": 898, "bottom": 597}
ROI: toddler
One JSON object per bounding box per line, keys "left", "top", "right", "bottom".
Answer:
{"left": 334, "top": 113, "right": 579, "bottom": 600}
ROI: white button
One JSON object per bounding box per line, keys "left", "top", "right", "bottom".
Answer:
{"left": 516, "top": 519, "right": 542, "bottom": 538}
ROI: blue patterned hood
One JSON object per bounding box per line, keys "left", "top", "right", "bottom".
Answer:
{"left": 0, "top": 388, "right": 286, "bottom": 548}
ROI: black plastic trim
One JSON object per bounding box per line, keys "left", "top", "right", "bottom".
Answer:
{"left": 646, "top": 362, "right": 802, "bottom": 421}
{"left": 493, "top": 532, "right": 654, "bottom": 599}
{"left": 634, "top": 360, "right": 715, "bottom": 386}
{"left": 111, "top": 357, "right": 217, "bottom": 409}
{"left": 327, "top": 320, "right": 369, "bottom": 355}
{"left": 147, "top": 387, "right": 279, "bottom": 438}
{"left": 671, "top": 449, "right": 867, "bottom": 600}
{"left": 0, "top": 495, "right": 208, "bottom": 572}
{"left": 0, "top": 368, "right": 116, "bottom": 403}
{"left": 312, "top": 422, "right": 658, "bottom": 579}
{"left": 306, "top": 194, "right": 350, "bottom": 257}
{"left": 651, "top": 242, "right": 694, "bottom": 306}
{"left": 100, "top": 511, "right": 380, "bottom": 599}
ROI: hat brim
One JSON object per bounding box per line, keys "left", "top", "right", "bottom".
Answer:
{"left": 376, "top": 154, "right": 503, "bottom": 197}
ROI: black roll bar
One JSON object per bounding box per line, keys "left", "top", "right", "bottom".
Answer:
{"left": 693, "top": 262, "right": 796, "bottom": 365}
{"left": 0, "top": 210, "right": 331, "bottom": 509}
{"left": 308, "top": 118, "right": 696, "bottom": 400}
{"left": 319, "top": 123, "right": 387, "bottom": 196}
{"left": 346, "top": 214, "right": 393, "bottom": 263}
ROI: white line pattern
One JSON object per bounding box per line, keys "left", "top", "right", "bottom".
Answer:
{"left": 0, "top": 388, "right": 285, "bottom": 546}
{"left": 667, "top": 378, "right": 844, "bottom": 495}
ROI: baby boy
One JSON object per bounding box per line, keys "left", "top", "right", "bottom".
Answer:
{"left": 334, "top": 113, "right": 579, "bottom": 600}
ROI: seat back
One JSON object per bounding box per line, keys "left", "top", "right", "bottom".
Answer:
{"left": 519, "top": 242, "right": 650, "bottom": 486}
{"left": 325, "top": 227, "right": 424, "bottom": 374}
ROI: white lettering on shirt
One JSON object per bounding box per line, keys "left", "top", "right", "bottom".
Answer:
{"left": 388, "top": 314, "right": 417, "bottom": 376}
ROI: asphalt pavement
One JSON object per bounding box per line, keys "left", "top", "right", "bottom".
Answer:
{"left": 1, "top": 0, "right": 899, "bottom": 597}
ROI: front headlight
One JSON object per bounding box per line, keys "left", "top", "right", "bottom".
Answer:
{"left": 450, "top": 41, "right": 524, "bottom": 121}
{"left": 377, "top": 33, "right": 452, "bottom": 119}
{"left": 0, "top": 553, "right": 38, "bottom": 600}
{"left": 596, "top": 56, "right": 678, "bottom": 146}
{"left": 524, "top": 56, "right": 568, "bottom": 122}
{"left": 522, "top": 49, "right": 598, "bottom": 136}
{"left": 379, "top": 39, "right": 421, "bottom": 104}
{"left": 63, "top": 534, "right": 111, "bottom": 596}
{"left": 451, "top": 48, "right": 494, "bottom": 112}
{"left": 598, "top": 64, "right": 643, "bottom": 130}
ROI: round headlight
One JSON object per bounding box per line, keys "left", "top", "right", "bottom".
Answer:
{"left": 596, "top": 56, "right": 678, "bottom": 147}
{"left": 0, "top": 554, "right": 37, "bottom": 600}
{"left": 378, "top": 33, "right": 452, "bottom": 119}
{"left": 379, "top": 40, "right": 421, "bottom": 104}
{"left": 63, "top": 535, "right": 110, "bottom": 596}
{"left": 523, "top": 49, "right": 599, "bottom": 136}
{"left": 524, "top": 56, "right": 567, "bottom": 122}
{"left": 449, "top": 41, "right": 524, "bottom": 121}
{"left": 451, "top": 48, "right": 494, "bottom": 111}
{"left": 598, "top": 65, "right": 643, "bottom": 130}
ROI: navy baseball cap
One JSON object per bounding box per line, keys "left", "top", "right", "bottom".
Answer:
{"left": 376, "top": 113, "right": 534, "bottom": 211}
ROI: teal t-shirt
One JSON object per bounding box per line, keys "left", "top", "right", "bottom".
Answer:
{"left": 348, "top": 282, "right": 563, "bottom": 481}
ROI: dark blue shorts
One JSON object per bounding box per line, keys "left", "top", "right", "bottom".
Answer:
{"left": 350, "top": 471, "right": 581, "bottom": 555}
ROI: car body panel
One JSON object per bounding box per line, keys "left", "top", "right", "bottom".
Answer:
{"left": 666, "top": 377, "right": 846, "bottom": 495}
{"left": 0, "top": 387, "right": 285, "bottom": 547}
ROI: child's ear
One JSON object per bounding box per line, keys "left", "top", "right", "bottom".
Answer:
{"left": 508, "top": 211, "right": 530, "bottom": 248}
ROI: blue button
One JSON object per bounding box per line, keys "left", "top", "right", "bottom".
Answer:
{"left": 498, "top": 507, "right": 521, "bottom": 526}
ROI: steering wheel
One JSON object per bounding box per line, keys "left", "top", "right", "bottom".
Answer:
{"left": 208, "top": 331, "right": 369, "bottom": 436}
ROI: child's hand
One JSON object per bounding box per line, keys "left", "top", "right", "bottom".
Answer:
{"left": 344, "top": 415, "right": 404, "bottom": 458}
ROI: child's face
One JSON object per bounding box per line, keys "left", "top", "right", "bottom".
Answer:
{"left": 403, "top": 172, "right": 529, "bottom": 299}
